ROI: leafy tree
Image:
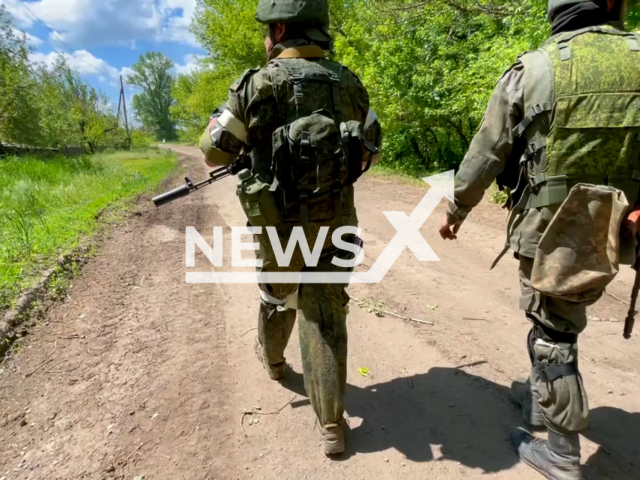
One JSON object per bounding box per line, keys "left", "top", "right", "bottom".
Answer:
{"left": 170, "top": 0, "right": 266, "bottom": 141}
{"left": 128, "top": 52, "right": 177, "bottom": 141}
{"left": 174, "top": 0, "right": 640, "bottom": 174}
{"left": 1, "top": 5, "right": 127, "bottom": 152}
{"left": 0, "top": 5, "right": 41, "bottom": 146}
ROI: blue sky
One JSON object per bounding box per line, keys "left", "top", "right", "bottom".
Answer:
{"left": 1, "top": 0, "right": 205, "bottom": 117}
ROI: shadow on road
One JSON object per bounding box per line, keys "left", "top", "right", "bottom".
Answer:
{"left": 282, "top": 366, "right": 522, "bottom": 473}
{"left": 282, "top": 368, "right": 640, "bottom": 478}
{"left": 583, "top": 406, "right": 640, "bottom": 480}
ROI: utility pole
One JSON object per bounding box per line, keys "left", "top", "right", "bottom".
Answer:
{"left": 119, "top": 75, "right": 131, "bottom": 149}
{"left": 116, "top": 87, "right": 122, "bottom": 124}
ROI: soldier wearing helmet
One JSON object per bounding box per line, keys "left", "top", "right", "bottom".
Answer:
{"left": 440, "top": 1, "right": 639, "bottom": 479}
{"left": 199, "top": 0, "right": 381, "bottom": 456}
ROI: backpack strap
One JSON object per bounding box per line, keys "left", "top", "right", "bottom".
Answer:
{"left": 513, "top": 102, "right": 554, "bottom": 137}
{"left": 286, "top": 66, "right": 306, "bottom": 117}
{"left": 298, "top": 131, "right": 313, "bottom": 235}
{"left": 330, "top": 66, "right": 342, "bottom": 123}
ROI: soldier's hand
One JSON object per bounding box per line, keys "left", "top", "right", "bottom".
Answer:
{"left": 439, "top": 215, "right": 461, "bottom": 240}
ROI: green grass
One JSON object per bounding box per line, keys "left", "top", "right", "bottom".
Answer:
{"left": 159, "top": 140, "right": 195, "bottom": 147}
{"left": 487, "top": 182, "right": 509, "bottom": 205}
{"left": 367, "top": 164, "right": 441, "bottom": 187}
{"left": 0, "top": 149, "right": 176, "bottom": 310}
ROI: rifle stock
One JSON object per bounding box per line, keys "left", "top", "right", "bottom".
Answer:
{"left": 622, "top": 206, "right": 640, "bottom": 339}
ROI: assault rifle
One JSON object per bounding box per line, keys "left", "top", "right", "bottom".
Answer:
{"left": 622, "top": 207, "right": 640, "bottom": 339}
{"left": 152, "top": 153, "right": 250, "bottom": 207}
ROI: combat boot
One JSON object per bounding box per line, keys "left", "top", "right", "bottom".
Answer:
{"left": 510, "top": 377, "right": 545, "bottom": 429}
{"left": 321, "top": 421, "right": 345, "bottom": 456}
{"left": 510, "top": 427, "right": 583, "bottom": 480}
{"left": 254, "top": 336, "right": 285, "bottom": 380}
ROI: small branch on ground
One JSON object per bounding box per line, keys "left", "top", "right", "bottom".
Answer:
{"left": 24, "top": 342, "right": 57, "bottom": 378}
{"left": 606, "top": 292, "right": 629, "bottom": 305}
{"left": 352, "top": 297, "right": 434, "bottom": 326}
{"left": 240, "top": 396, "right": 296, "bottom": 437}
{"left": 241, "top": 327, "right": 257, "bottom": 338}
{"left": 57, "top": 334, "right": 86, "bottom": 340}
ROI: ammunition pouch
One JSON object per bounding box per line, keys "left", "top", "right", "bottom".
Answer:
{"left": 237, "top": 169, "right": 282, "bottom": 227}
{"left": 341, "top": 120, "right": 378, "bottom": 185}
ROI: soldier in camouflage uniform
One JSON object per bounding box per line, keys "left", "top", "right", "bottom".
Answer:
{"left": 199, "top": 0, "right": 381, "bottom": 456}
{"left": 440, "top": 1, "right": 640, "bottom": 479}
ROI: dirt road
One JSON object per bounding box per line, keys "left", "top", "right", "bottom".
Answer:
{"left": 1, "top": 146, "right": 638, "bottom": 480}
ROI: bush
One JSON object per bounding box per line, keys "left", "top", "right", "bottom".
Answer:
{"left": 130, "top": 130, "right": 155, "bottom": 149}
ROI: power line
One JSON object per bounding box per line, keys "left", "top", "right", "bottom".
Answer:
{"left": 18, "top": 0, "right": 74, "bottom": 52}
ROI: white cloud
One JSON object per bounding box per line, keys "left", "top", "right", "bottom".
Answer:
{"left": 1, "top": 0, "right": 34, "bottom": 28}
{"left": 12, "top": 28, "right": 44, "bottom": 47}
{"left": 175, "top": 53, "right": 202, "bottom": 75}
{"left": 1, "top": 0, "right": 198, "bottom": 48}
{"left": 30, "top": 50, "right": 125, "bottom": 86}
{"left": 120, "top": 66, "right": 136, "bottom": 84}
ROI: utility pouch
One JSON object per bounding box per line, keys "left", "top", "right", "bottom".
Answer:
{"left": 236, "top": 169, "right": 281, "bottom": 227}
{"left": 531, "top": 183, "right": 628, "bottom": 302}
{"left": 341, "top": 120, "right": 377, "bottom": 185}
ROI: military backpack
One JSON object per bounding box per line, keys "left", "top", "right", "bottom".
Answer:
{"left": 269, "top": 58, "right": 375, "bottom": 231}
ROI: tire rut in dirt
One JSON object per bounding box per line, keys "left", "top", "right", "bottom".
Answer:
{"left": 0, "top": 152, "right": 237, "bottom": 480}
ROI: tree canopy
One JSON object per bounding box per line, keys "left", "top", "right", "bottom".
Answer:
{"left": 0, "top": 5, "right": 128, "bottom": 153}
{"left": 173, "top": 0, "right": 640, "bottom": 174}
{"left": 128, "top": 52, "right": 178, "bottom": 141}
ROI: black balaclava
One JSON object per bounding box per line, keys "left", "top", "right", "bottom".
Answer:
{"left": 551, "top": 1, "right": 620, "bottom": 35}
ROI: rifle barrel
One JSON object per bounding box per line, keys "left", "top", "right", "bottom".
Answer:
{"left": 152, "top": 166, "right": 236, "bottom": 207}
{"left": 152, "top": 184, "right": 191, "bottom": 207}
{"left": 152, "top": 154, "right": 250, "bottom": 207}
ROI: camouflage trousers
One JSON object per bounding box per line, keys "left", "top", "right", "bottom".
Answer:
{"left": 255, "top": 222, "right": 352, "bottom": 426}
{"left": 519, "top": 255, "right": 591, "bottom": 433}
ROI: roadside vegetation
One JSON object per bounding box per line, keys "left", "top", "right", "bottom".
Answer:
{"left": 1, "top": 6, "right": 179, "bottom": 313}
{"left": 0, "top": 149, "right": 176, "bottom": 311}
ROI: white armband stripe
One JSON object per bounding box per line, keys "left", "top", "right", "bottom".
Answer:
{"left": 219, "top": 110, "right": 248, "bottom": 144}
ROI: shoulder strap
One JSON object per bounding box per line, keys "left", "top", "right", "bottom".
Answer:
{"left": 513, "top": 49, "right": 554, "bottom": 138}
{"left": 331, "top": 65, "right": 342, "bottom": 123}
{"left": 556, "top": 26, "right": 639, "bottom": 61}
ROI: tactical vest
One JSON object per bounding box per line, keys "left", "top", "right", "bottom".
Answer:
{"left": 514, "top": 25, "right": 640, "bottom": 210}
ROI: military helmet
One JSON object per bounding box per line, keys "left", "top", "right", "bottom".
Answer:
{"left": 256, "top": 0, "right": 331, "bottom": 42}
